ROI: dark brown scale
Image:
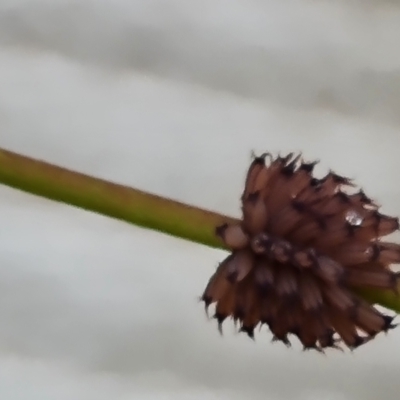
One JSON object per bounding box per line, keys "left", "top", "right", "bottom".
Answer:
{"left": 288, "top": 218, "right": 325, "bottom": 246}
{"left": 285, "top": 303, "right": 304, "bottom": 335}
{"left": 353, "top": 212, "right": 399, "bottom": 242}
{"left": 311, "top": 222, "right": 357, "bottom": 249}
{"left": 313, "top": 171, "right": 353, "bottom": 199}
{"left": 254, "top": 260, "right": 275, "bottom": 293}
{"left": 349, "top": 190, "right": 379, "bottom": 209}
{"left": 353, "top": 300, "right": 389, "bottom": 337}
{"left": 308, "top": 192, "right": 350, "bottom": 217}
{"left": 275, "top": 265, "right": 299, "bottom": 300}
{"left": 260, "top": 291, "right": 281, "bottom": 327}
{"left": 327, "top": 307, "right": 366, "bottom": 349}
{"left": 265, "top": 156, "right": 308, "bottom": 218}
{"left": 313, "top": 256, "right": 345, "bottom": 284}
{"left": 241, "top": 154, "right": 268, "bottom": 201}
{"left": 332, "top": 243, "right": 376, "bottom": 265}
{"left": 323, "top": 285, "right": 356, "bottom": 314}
{"left": 242, "top": 192, "right": 269, "bottom": 235}
{"left": 333, "top": 242, "right": 400, "bottom": 266}
{"left": 259, "top": 157, "right": 290, "bottom": 195}
{"left": 259, "top": 294, "right": 275, "bottom": 326}
{"left": 201, "top": 257, "right": 232, "bottom": 307}
{"left": 233, "top": 273, "right": 257, "bottom": 323}
{"left": 318, "top": 328, "right": 340, "bottom": 350}
{"left": 287, "top": 202, "right": 333, "bottom": 241}
{"left": 295, "top": 312, "right": 321, "bottom": 351}
{"left": 344, "top": 263, "right": 399, "bottom": 292}
{"left": 269, "top": 292, "right": 301, "bottom": 347}
{"left": 240, "top": 294, "right": 262, "bottom": 339}
{"left": 268, "top": 203, "right": 305, "bottom": 237}
{"left": 298, "top": 272, "right": 323, "bottom": 312}
{"left": 375, "top": 242, "right": 400, "bottom": 264}
{"left": 295, "top": 179, "right": 330, "bottom": 205}
{"left": 214, "top": 287, "right": 236, "bottom": 333}
{"left": 269, "top": 312, "right": 293, "bottom": 348}
{"left": 201, "top": 150, "right": 400, "bottom": 353}
{"left": 225, "top": 249, "right": 254, "bottom": 283}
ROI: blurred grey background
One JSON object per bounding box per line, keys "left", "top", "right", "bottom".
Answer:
{"left": 1, "top": 0, "right": 400, "bottom": 399}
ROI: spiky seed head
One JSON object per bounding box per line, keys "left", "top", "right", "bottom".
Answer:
{"left": 201, "top": 152, "right": 399, "bottom": 352}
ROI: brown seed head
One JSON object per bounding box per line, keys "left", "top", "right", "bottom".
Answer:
{"left": 201, "top": 152, "right": 399, "bottom": 353}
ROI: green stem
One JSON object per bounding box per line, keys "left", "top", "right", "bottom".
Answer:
{"left": 1, "top": 147, "right": 399, "bottom": 313}
{"left": 0, "top": 148, "right": 236, "bottom": 250}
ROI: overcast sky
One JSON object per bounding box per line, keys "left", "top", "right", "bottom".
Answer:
{"left": 1, "top": 1, "right": 400, "bottom": 399}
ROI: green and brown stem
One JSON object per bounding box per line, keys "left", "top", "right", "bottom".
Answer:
{"left": 0, "top": 147, "right": 399, "bottom": 312}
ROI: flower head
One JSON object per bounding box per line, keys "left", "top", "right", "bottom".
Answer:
{"left": 201, "top": 153, "right": 399, "bottom": 352}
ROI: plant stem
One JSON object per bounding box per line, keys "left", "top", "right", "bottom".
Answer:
{"left": 1, "top": 147, "right": 400, "bottom": 313}
{"left": 0, "top": 147, "right": 236, "bottom": 250}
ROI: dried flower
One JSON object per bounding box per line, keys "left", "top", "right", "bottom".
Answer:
{"left": 201, "top": 152, "right": 399, "bottom": 352}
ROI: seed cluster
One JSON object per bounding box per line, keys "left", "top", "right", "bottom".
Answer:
{"left": 201, "top": 152, "right": 400, "bottom": 352}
